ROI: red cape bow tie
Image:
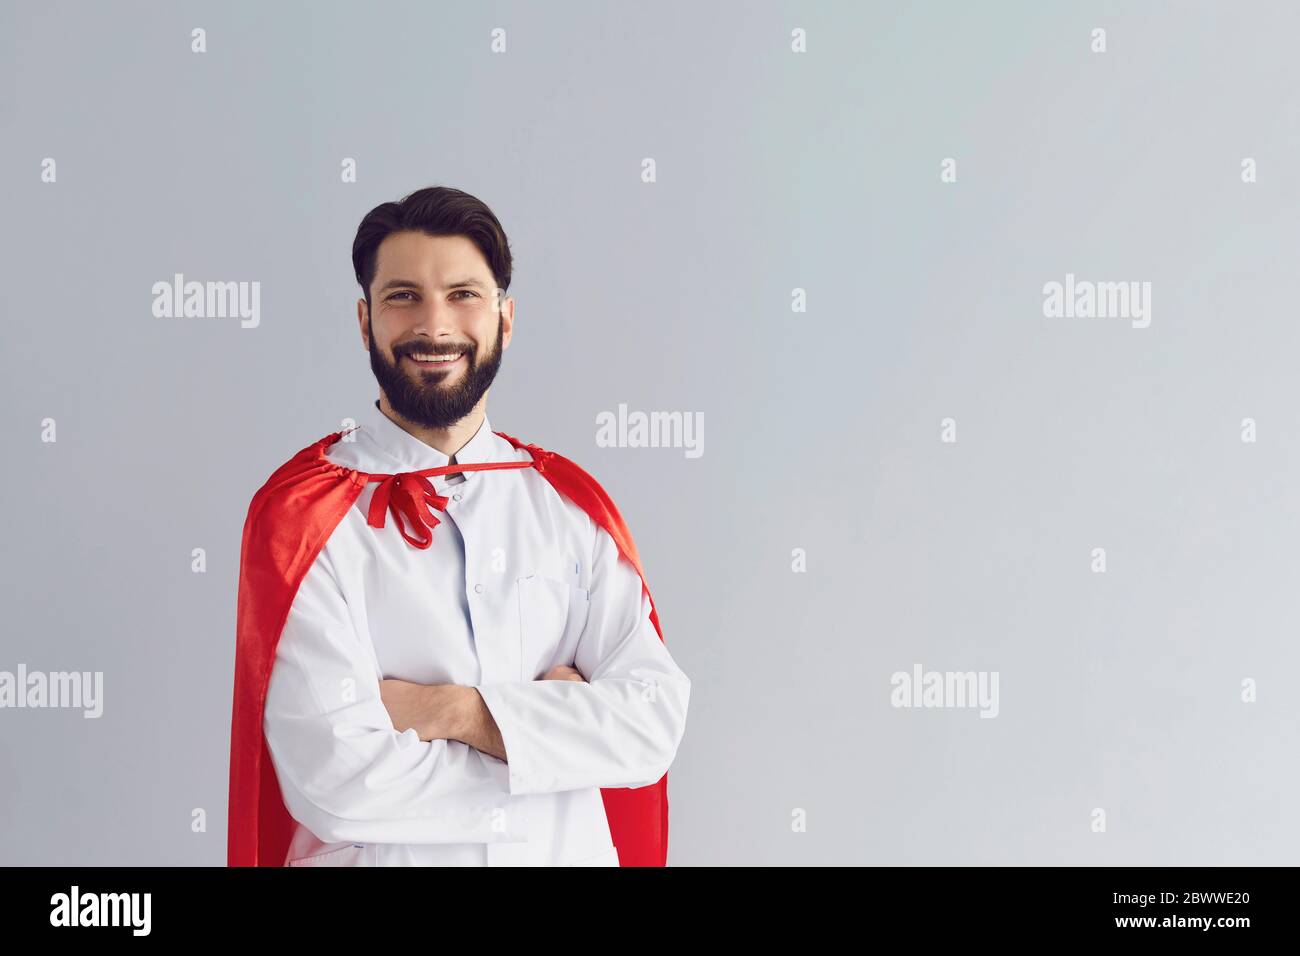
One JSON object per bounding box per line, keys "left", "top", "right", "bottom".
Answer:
{"left": 364, "top": 451, "right": 549, "bottom": 550}
{"left": 366, "top": 472, "right": 449, "bottom": 549}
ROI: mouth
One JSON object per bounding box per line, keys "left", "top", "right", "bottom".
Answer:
{"left": 403, "top": 351, "right": 466, "bottom": 371}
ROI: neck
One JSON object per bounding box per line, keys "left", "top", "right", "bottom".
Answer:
{"left": 376, "top": 396, "right": 486, "bottom": 461}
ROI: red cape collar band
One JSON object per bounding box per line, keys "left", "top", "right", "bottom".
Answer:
{"left": 322, "top": 425, "right": 553, "bottom": 550}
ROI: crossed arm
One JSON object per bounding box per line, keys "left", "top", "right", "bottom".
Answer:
{"left": 378, "top": 664, "right": 587, "bottom": 761}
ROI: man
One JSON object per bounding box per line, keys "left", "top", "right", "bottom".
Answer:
{"left": 228, "top": 186, "right": 690, "bottom": 866}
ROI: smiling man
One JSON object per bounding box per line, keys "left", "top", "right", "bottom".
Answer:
{"left": 227, "top": 186, "right": 690, "bottom": 867}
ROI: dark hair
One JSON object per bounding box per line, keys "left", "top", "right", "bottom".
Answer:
{"left": 351, "top": 185, "right": 513, "bottom": 310}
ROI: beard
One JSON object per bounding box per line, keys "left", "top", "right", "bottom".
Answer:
{"left": 368, "top": 312, "right": 505, "bottom": 429}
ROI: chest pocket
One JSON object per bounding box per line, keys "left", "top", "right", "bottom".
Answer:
{"left": 516, "top": 573, "right": 590, "bottom": 680}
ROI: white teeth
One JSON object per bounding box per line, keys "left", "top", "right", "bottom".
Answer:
{"left": 410, "top": 353, "right": 461, "bottom": 362}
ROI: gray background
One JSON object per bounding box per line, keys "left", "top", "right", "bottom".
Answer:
{"left": 2, "top": 0, "right": 1297, "bottom": 865}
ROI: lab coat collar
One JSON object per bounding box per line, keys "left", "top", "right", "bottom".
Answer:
{"left": 358, "top": 399, "right": 499, "bottom": 479}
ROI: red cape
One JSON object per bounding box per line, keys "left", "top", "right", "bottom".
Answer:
{"left": 228, "top": 427, "right": 669, "bottom": 866}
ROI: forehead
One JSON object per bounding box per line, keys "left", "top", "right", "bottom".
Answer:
{"left": 372, "top": 231, "right": 491, "bottom": 282}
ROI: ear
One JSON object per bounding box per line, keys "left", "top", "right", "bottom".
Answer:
{"left": 500, "top": 295, "right": 515, "bottom": 350}
{"left": 356, "top": 298, "right": 370, "bottom": 350}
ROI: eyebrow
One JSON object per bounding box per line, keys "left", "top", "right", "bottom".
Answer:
{"left": 376, "top": 277, "right": 488, "bottom": 293}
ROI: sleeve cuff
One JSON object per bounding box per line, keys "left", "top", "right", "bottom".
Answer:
{"left": 474, "top": 683, "right": 540, "bottom": 796}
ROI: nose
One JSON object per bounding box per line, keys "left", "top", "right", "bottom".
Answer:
{"left": 409, "top": 304, "right": 466, "bottom": 345}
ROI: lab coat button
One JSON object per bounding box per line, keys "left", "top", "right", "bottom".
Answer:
{"left": 452, "top": 493, "right": 463, "bottom": 501}
{"left": 474, "top": 583, "right": 484, "bottom": 594}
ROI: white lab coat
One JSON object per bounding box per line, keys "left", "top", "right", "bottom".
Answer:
{"left": 262, "top": 399, "right": 690, "bottom": 866}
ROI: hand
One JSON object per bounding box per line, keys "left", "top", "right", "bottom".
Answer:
{"left": 379, "top": 678, "right": 465, "bottom": 741}
{"left": 540, "top": 664, "right": 587, "bottom": 682}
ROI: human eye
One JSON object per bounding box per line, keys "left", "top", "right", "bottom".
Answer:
{"left": 451, "top": 289, "right": 479, "bottom": 300}
{"left": 387, "top": 291, "right": 416, "bottom": 302}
